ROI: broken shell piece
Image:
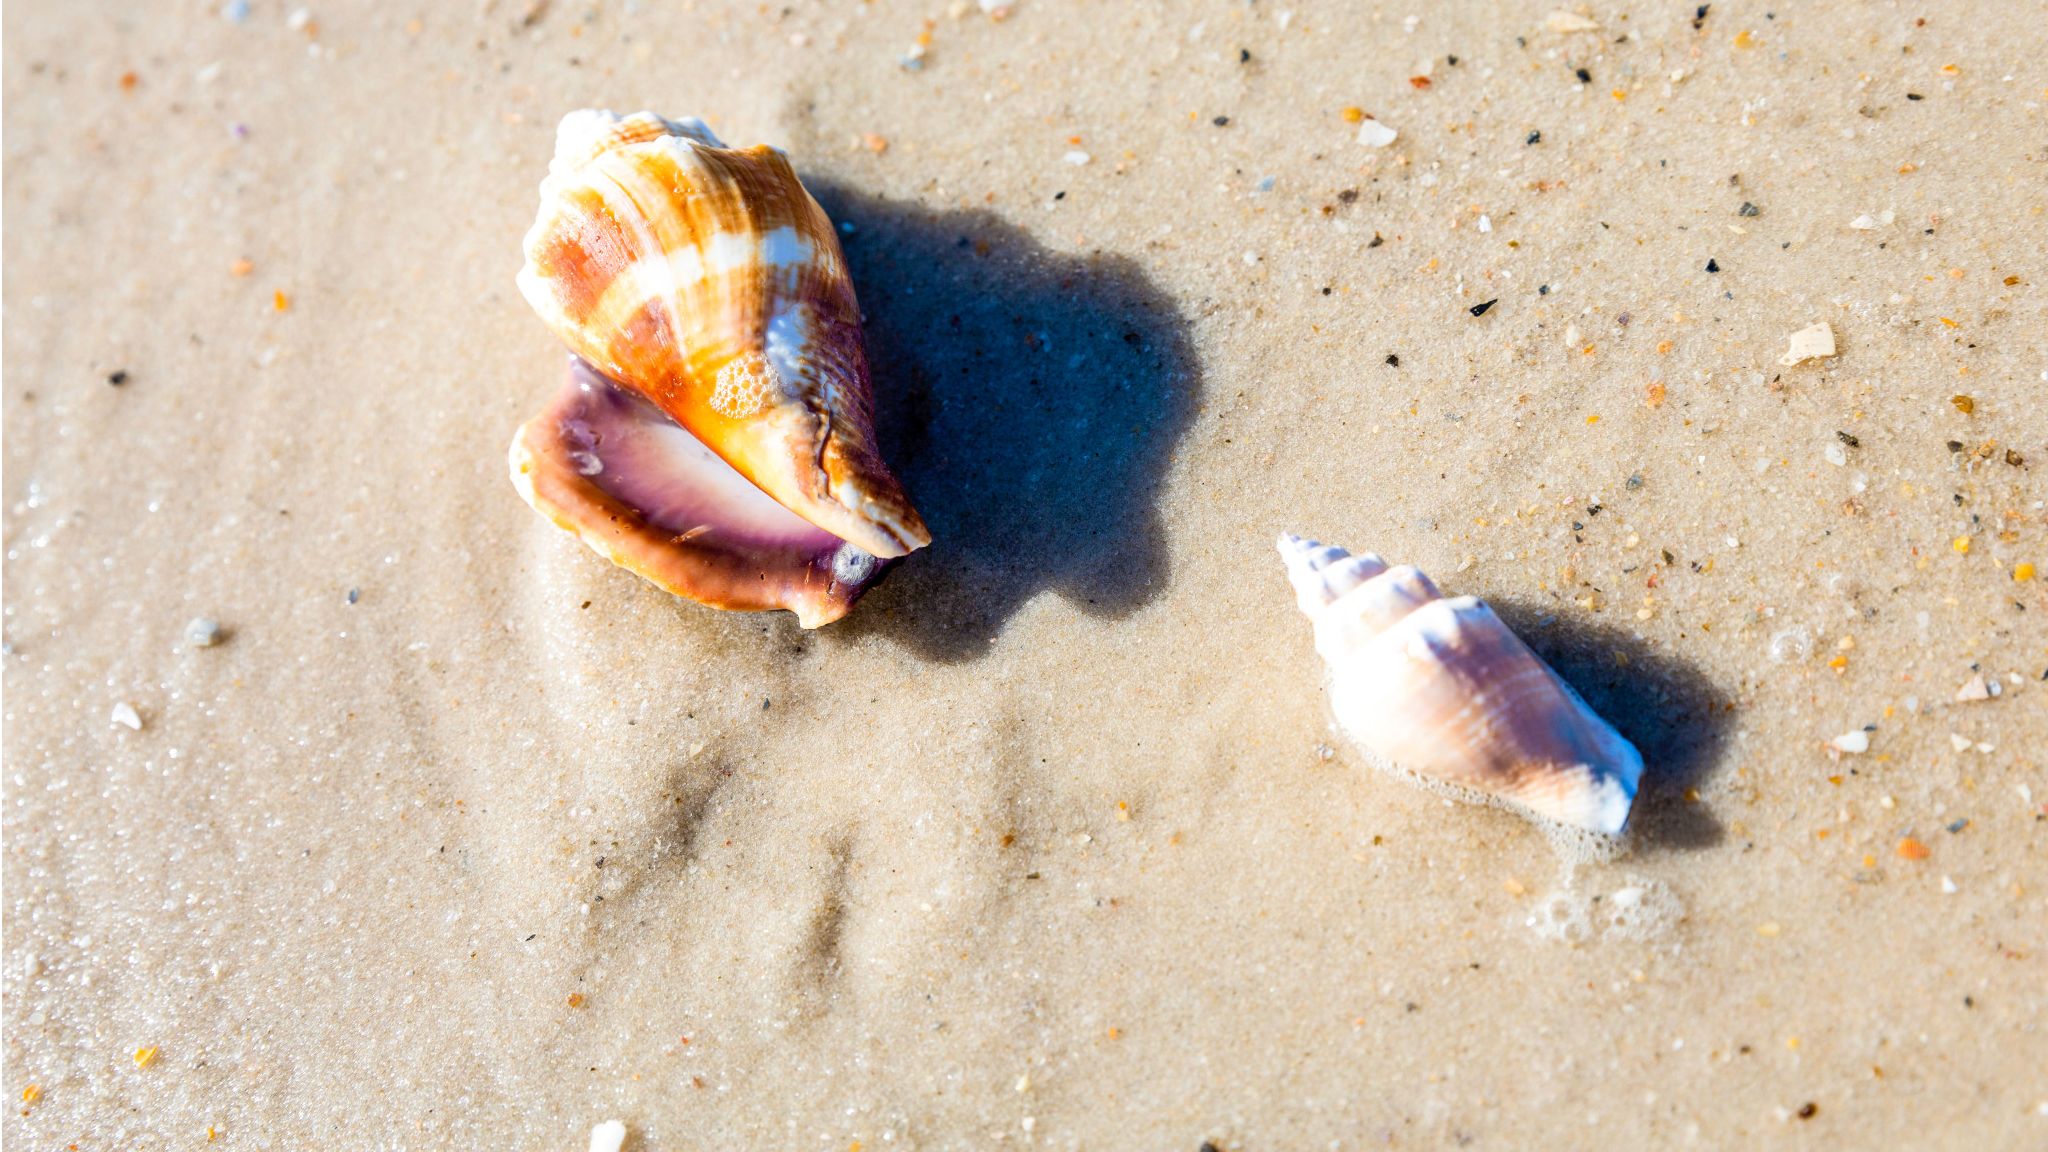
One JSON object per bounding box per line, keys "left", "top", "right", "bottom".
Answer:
{"left": 1356, "top": 118, "right": 1398, "bottom": 148}
{"left": 1278, "top": 534, "right": 1644, "bottom": 836}
{"left": 511, "top": 110, "right": 930, "bottom": 627}
{"left": 1778, "top": 321, "right": 1837, "bottom": 367}
{"left": 111, "top": 701, "right": 142, "bottom": 730}
{"left": 588, "top": 1120, "right": 627, "bottom": 1152}
{"left": 1830, "top": 730, "right": 1870, "bottom": 754}
{"left": 1544, "top": 10, "right": 1601, "bottom": 32}
{"left": 1954, "top": 674, "right": 1991, "bottom": 702}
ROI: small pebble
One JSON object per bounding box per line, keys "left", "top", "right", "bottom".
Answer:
{"left": 1468, "top": 299, "right": 1498, "bottom": 317}
{"left": 108, "top": 370, "right": 130, "bottom": 386}
{"left": 184, "top": 617, "right": 222, "bottom": 647}
{"left": 1829, "top": 730, "right": 1869, "bottom": 754}
{"left": 111, "top": 702, "right": 143, "bottom": 731}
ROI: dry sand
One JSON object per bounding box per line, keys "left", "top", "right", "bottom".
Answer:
{"left": 5, "top": 0, "right": 2046, "bottom": 1147}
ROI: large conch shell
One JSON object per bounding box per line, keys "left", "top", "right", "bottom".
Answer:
{"left": 1278, "top": 534, "right": 1643, "bottom": 836}
{"left": 509, "top": 110, "right": 929, "bottom": 627}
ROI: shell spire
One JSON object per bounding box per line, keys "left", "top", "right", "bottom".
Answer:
{"left": 1278, "top": 533, "right": 1643, "bottom": 836}
{"left": 509, "top": 109, "right": 930, "bottom": 627}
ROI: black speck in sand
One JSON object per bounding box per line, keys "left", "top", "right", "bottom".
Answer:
{"left": 1739, "top": 201, "right": 1759, "bottom": 216}
{"left": 1575, "top": 67, "right": 1592, "bottom": 84}
{"left": 107, "top": 370, "right": 129, "bottom": 386}
{"left": 1212, "top": 115, "right": 1230, "bottom": 127}
{"left": 1705, "top": 258, "right": 1720, "bottom": 273}
{"left": 1385, "top": 354, "right": 1400, "bottom": 367}
{"left": 1526, "top": 130, "right": 1541, "bottom": 145}
{"left": 1469, "top": 299, "right": 1497, "bottom": 317}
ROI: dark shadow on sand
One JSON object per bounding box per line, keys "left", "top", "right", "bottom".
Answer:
{"left": 1491, "top": 601, "right": 1734, "bottom": 852}
{"left": 803, "top": 179, "right": 1201, "bottom": 663}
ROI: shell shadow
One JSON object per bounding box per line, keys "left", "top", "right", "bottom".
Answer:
{"left": 1490, "top": 601, "right": 1734, "bottom": 852}
{"left": 803, "top": 179, "right": 1202, "bottom": 662}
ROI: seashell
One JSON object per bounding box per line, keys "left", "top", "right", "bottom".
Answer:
{"left": 509, "top": 110, "right": 929, "bottom": 627}
{"left": 1278, "top": 533, "right": 1643, "bottom": 837}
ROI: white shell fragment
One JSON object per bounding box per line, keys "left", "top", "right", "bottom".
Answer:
{"left": 1830, "top": 730, "right": 1870, "bottom": 754}
{"left": 1777, "top": 321, "right": 1837, "bottom": 367}
{"left": 1356, "top": 119, "right": 1399, "bottom": 148}
{"left": 588, "top": 1120, "right": 627, "bottom": 1152}
{"left": 1278, "top": 534, "right": 1644, "bottom": 836}
{"left": 1544, "top": 10, "right": 1602, "bottom": 32}
{"left": 111, "top": 701, "right": 143, "bottom": 730}
{"left": 185, "top": 617, "right": 222, "bottom": 647}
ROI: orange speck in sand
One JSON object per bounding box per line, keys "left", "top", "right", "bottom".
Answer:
{"left": 1342, "top": 106, "right": 1365, "bottom": 123}
{"left": 567, "top": 993, "right": 585, "bottom": 1008}
{"left": 1585, "top": 414, "right": 1601, "bottom": 425}
{"left": 1951, "top": 536, "right": 1971, "bottom": 554}
{"left": 2015, "top": 563, "right": 2037, "bottom": 582}
{"left": 1938, "top": 316, "right": 1959, "bottom": 328}
{"left": 134, "top": 1046, "right": 159, "bottom": 1068}
{"left": 1107, "top": 1026, "right": 1123, "bottom": 1040}
{"left": 1896, "top": 837, "right": 1931, "bottom": 861}
{"left": 273, "top": 290, "right": 291, "bottom": 312}
{"left": 1409, "top": 75, "right": 1432, "bottom": 89}
{"left": 862, "top": 133, "right": 889, "bottom": 154}
{"left": 21, "top": 1085, "right": 40, "bottom": 1105}
{"left": 230, "top": 259, "right": 254, "bottom": 277}
{"left": 120, "top": 71, "right": 139, "bottom": 91}
{"left": 1645, "top": 382, "right": 1667, "bottom": 408}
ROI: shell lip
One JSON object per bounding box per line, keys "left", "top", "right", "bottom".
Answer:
{"left": 509, "top": 356, "right": 899, "bottom": 628}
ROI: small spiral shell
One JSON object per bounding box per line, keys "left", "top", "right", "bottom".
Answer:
{"left": 1279, "top": 533, "right": 1643, "bottom": 836}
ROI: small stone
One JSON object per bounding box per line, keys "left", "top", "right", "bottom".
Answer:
{"left": 1738, "top": 201, "right": 1760, "bottom": 217}
{"left": 1949, "top": 733, "right": 1972, "bottom": 752}
{"left": 111, "top": 702, "right": 143, "bottom": 731}
{"left": 1954, "top": 674, "right": 1990, "bottom": 702}
{"left": 184, "top": 617, "right": 222, "bottom": 647}
{"left": 1829, "top": 730, "right": 1869, "bottom": 754}
{"left": 1062, "top": 150, "right": 1092, "bottom": 166}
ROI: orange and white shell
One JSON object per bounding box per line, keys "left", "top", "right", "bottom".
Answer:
{"left": 509, "top": 110, "right": 929, "bottom": 627}
{"left": 1278, "top": 534, "right": 1643, "bottom": 836}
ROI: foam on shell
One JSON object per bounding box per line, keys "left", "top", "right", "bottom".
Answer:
{"left": 1278, "top": 533, "right": 1644, "bottom": 837}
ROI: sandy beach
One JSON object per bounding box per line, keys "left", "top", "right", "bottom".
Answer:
{"left": 5, "top": 0, "right": 2045, "bottom": 1146}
